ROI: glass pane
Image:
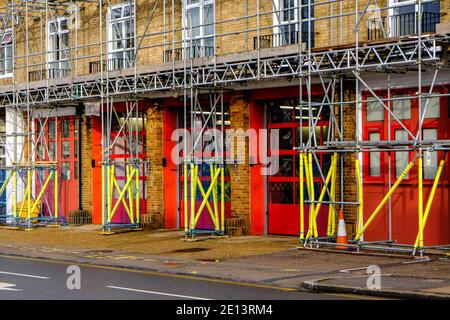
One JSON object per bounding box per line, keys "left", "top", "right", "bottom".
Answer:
{"left": 366, "top": 97, "right": 384, "bottom": 121}
{"left": 48, "top": 121, "right": 56, "bottom": 138}
{"left": 393, "top": 96, "right": 411, "bottom": 120}
{"left": 270, "top": 102, "right": 294, "bottom": 123}
{"left": 74, "top": 161, "right": 79, "bottom": 180}
{"left": 61, "top": 162, "right": 70, "bottom": 180}
{"left": 49, "top": 141, "right": 56, "bottom": 159}
{"left": 74, "top": 141, "right": 78, "bottom": 158}
{"left": 423, "top": 129, "right": 438, "bottom": 180}
{"left": 62, "top": 119, "right": 70, "bottom": 138}
{"left": 395, "top": 130, "right": 409, "bottom": 179}
{"left": 422, "top": 96, "right": 440, "bottom": 119}
{"left": 278, "top": 128, "right": 294, "bottom": 150}
{"left": 204, "top": 3, "right": 214, "bottom": 36}
{"left": 270, "top": 182, "right": 294, "bottom": 204}
{"left": 62, "top": 141, "right": 70, "bottom": 158}
{"left": 274, "top": 155, "right": 294, "bottom": 177}
{"left": 369, "top": 132, "right": 381, "bottom": 176}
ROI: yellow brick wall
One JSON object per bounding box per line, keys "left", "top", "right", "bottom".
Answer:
{"left": 0, "top": 0, "right": 447, "bottom": 87}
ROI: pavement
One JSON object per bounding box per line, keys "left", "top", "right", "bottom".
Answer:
{"left": 0, "top": 226, "right": 449, "bottom": 300}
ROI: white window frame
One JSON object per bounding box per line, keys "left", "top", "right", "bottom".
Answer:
{"left": 46, "top": 17, "right": 69, "bottom": 79}
{"left": 0, "top": 29, "right": 13, "bottom": 78}
{"left": 106, "top": 3, "right": 135, "bottom": 71}
{"left": 183, "top": 0, "right": 215, "bottom": 59}
{"left": 273, "top": 0, "right": 299, "bottom": 47}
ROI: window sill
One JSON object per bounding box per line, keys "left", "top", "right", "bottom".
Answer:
{"left": 0, "top": 73, "right": 13, "bottom": 79}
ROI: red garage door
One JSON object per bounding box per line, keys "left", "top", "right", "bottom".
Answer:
{"left": 267, "top": 98, "right": 330, "bottom": 236}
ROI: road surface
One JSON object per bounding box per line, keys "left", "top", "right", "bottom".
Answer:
{"left": 0, "top": 254, "right": 359, "bottom": 300}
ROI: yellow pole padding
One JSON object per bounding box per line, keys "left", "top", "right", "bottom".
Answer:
{"left": 184, "top": 163, "right": 188, "bottom": 233}
{"left": 27, "top": 169, "right": 32, "bottom": 221}
{"left": 211, "top": 164, "right": 220, "bottom": 231}
{"left": 193, "top": 168, "right": 221, "bottom": 228}
{"left": 220, "top": 166, "right": 225, "bottom": 233}
{"left": 54, "top": 169, "right": 59, "bottom": 219}
{"left": 418, "top": 156, "right": 424, "bottom": 249}
{"left": 101, "top": 165, "right": 105, "bottom": 226}
{"left": 355, "top": 158, "right": 364, "bottom": 235}
{"left": 0, "top": 170, "right": 13, "bottom": 195}
{"left": 109, "top": 171, "right": 136, "bottom": 220}
{"left": 112, "top": 175, "right": 132, "bottom": 220}
{"left": 135, "top": 165, "right": 140, "bottom": 225}
{"left": 308, "top": 153, "right": 317, "bottom": 237}
{"left": 195, "top": 175, "right": 218, "bottom": 229}
{"left": 13, "top": 170, "right": 17, "bottom": 219}
{"left": 355, "top": 159, "right": 415, "bottom": 241}
{"left": 299, "top": 153, "right": 305, "bottom": 240}
{"left": 306, "top": 155, "right": 334, "bottom": 239}
{"left": 303, "top": 154, "right": 312, "bottom": 234}
{"left": 189, "top": 164, "right": 196, "bottom": 231}
{"left": 30, "top": 171, "right": 53, "bottom": 214}
{"left": 414, "top": 158, "right": 445, "bottom": 249}
{"left": 126, "top": 165, "right": 134, "bottom": 224}
{"left": 327, "top": 153, "right": 337, "bottom": 236}
{"left": 108, "top": 165, "right": 114, "bottom": 223}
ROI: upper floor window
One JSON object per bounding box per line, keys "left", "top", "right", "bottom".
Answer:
{"left": 107, "top": 3, "right": 135, "bottom": 70}
{"left": 271, "top": 0, "right": 314, "bottom": 48}
{"left": 47, "top": 18, "right": 69, "bottom": 79}
{"left": 0, "top": 29, "right": 13, "bottom": 77}
{"left": 389, "top": 0, "right": 440, "bottom": 37}
{"left": 184, "top": 0, "right": 215, "bottom": 59}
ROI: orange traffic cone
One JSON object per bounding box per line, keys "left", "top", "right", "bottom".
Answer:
{"left": 336, "top": 209, "right": 349, "bottom": 250}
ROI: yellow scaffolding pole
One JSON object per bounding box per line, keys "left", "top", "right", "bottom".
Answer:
{"left": 327, "top": 153, "right": 337, "bottom": 236}
{"left": 355, "top": 159, "right": 416, "bottom": 241}
{"left": 299, "top": 153, "right": 305, "bottom": 240}
{"left": 109, "top": 168, "right": 136, "bottom": 220}
{"left": 184, "top": 163, "right": 188, "bottom": 233}
{"left": 211, "top": 164, "right": 219, "bottom": 231}
{"left": 189, "top": 163, "right": 196, "bottom": 231}
{"left": 308, "top": 153, "right": 317, "bottom": 237}
{"left": 355, "top": 157, "right": 364, "bottom": 235}
{"left": 126, "top": 165, "right": 134, "bottom": 224}
{"left": 414, "top": 157, "right": 446, "bottom": 249}
{"left": 54, "top": 169, "right": 59, "bottom": 220}
{"left": 13, "top": 169, "right": 17, "bottom": 220}
{"left": 101, "top": 165, "right": 105, "bottom": 226}
{"left": 220, "top": 166, "right": 225, "bottom": 233}
{"left": 30, "top": 171, "right": 53, "bottom": 214}
{"left": 306, "top": 155, "right": 334, "bottom": 239}
{"left": 108, "top": 164, "right": 114, "bottom": 223}
{"left": 193, "top": 168, "right": 221, "bottom": 228}
{"left": 26, "top": 169, "right": 33, "bottom": 223}
{"left": 303, "top": 154, "right": 312, "bottom": 236}
{"left": 418, "top": 156, "right": 424, "bottom": 249}
{"left": 195, "top": 174, "right": 218, "bottom": 229}
{"left": 135, "top": 164, "right": 140, "bottom": 225}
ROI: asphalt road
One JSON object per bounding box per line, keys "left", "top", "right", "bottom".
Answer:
{"left": 0, "top": 254, "right": 359, "bottom": 300}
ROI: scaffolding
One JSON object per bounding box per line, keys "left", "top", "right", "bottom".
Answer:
{"left": 0, "top": 0, "right": 447, "bottom": 252}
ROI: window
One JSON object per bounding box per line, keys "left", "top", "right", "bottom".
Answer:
{"left": 47, "top": 18, "right": 69, "bottom": 79}
{"left": 366, "top": 97, "right": 384, "bottom": 122}
{"left": 107, "top": 3, "right": 135, "bottom": 70}
{"left": 0, "top": 29, "right": 12, "bottom": 77}
{"left": 395, "top": 129, "right": 409, "bottom": 179}
{"left": 389, "top": 0, "right": 440, "bottom": 37}
{"left": 273, "top": 0, "right": 314, "bottom": 47}
{"left": 422, "top": 96, "right": 440, "bottom": 119}
{"left": 393, "top": 96, "right": 411, "bottom": 120}
{"left": 184, "top": 0, "right": 214, "bottom": 58}
{"left": 61, "top": 162, "right": 71, "bottom": 180}
{"left": 423, "top": 129, "right": 438, "bottom": 180}
{"left": 369, "top": 132, "right": 381, "bottom": 176}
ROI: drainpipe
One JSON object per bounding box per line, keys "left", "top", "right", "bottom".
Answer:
{"left": 76, "top": 102, "right": 83, "bottom": 211}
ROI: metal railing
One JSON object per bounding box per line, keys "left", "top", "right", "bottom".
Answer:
{"left": 253, "top": 31, "right": 313, "bottom": 50}
{"left": 163, "top": 46, "right": 215, "bottom": 62}
{"left": 29, "top": 68, "right": 71, "bottom": 81}
{"left": 368, "top": 12, "right": 440, "bottom": 41}
{"left": 89, "top": 58, "right": 134, "bottom": 73}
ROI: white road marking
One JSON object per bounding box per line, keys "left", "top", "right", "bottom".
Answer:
{"left": 0, "top": 270, "right": 50, "bottom": 280}
{"left": 0, "top": 282, "right": 22, "bottom": 291}
{"left": 106, "top": 285, "right": 211, "bottom": 300}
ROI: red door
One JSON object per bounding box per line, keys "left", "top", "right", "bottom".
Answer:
{"left": 267, "top": 97, "right": 330, "bottom": 236}
{"left": 35, "top": 116, "right": 79, "bottom": 220}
